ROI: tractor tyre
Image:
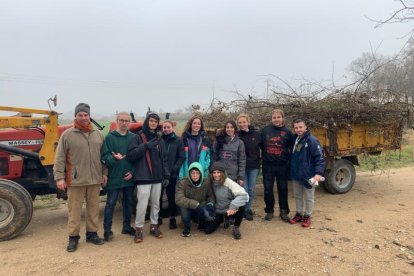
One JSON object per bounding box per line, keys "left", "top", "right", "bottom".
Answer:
{"left": 0, "top": 179, "right": 33, "bottom": 241}
{"left": 324, "top": 159, "right": 356, "bottom": 194}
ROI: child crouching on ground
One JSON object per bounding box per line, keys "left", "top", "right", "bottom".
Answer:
{"left": 204, "top": 162, "right": 249, "bottom": 239}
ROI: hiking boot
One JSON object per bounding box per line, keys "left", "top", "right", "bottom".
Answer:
{"left": 264, "top": 212, "right": 274, "bottom": 221}
{"left": 289, "top": 213, "right": 303, "bottom": 224}
{"left": 66, "top": 236, "right": 79, "bottom": 252}
{"left": 85, "top": 232, "right": 104, "bottom": 245}
{"left": 158, "top": 217, "right": 163, "bottom": 225}
{"left": 104, "top": 231, "right": 114, "bottom": 242}
{"left": 134, "top": 228, "right": 144, "bottom": 243}
{"left": 149, "top": 224, "right": 163, "bottom": 239}
{"left": 181, "top": 227, "right": 191, "bottom": 237}
{"left": 169, "top": 218, "right": 177, "bottom": 229}
{"left": 302, "top": 215, "right": 311, "bottom": 228}
{"left": 244, "top": 209, "right": 253, "bottom": 221}
{"left": 279, "top": 209, "right": 290, "bottom": 223}
{"left": 121, "top": 228, "right": 136, "bottom": 236}
{"left": 232, "top": 226, "right": 242, "bottom": 240}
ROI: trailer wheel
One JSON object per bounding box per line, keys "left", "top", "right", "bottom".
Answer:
{"left": 324, "top": 159, "right": 356, "bottom": 194}
{"left": 0, "top": 179, "right": 33, "bottom": 241}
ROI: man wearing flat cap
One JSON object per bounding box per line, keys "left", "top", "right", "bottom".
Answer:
{"left": 54, "top": 103, "right": 108, "bottom": 252}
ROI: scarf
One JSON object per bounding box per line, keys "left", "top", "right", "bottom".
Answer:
{"left": 74, "top": 119, "right": 93, "bottom": 132}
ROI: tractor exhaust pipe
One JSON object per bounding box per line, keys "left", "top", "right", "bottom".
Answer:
{"left": 0, "top": 143, "right": 39, "bottom": 159}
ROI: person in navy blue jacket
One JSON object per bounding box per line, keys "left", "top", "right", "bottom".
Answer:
{"left": 289, "top": 119, "right": 325, "bottom": 228}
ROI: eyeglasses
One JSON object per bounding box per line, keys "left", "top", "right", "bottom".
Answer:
{"left": 118, "top": 119, "right": 130, "bottom": 123}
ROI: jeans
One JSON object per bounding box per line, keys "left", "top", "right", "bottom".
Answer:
{"left": 262, "top": 164, "right": 289, "bottom": 214}
{"left": 103, "top": 185, "right": 134, "bottom": 234}
{"left": 292, "top": 180, "right": 315, "bottom": 216}
{"left": 160, "top": 177, "right": 178, "bottom": 218}
{"left": 178, "top": 206, "right": 205, "bottom": 230}
{"left": 243, "top": 168, "right": 259, "bottom": 211}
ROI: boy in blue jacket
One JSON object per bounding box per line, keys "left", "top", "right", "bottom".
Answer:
{"left": 289, "top": 119, "right": 325, "bottom": 227}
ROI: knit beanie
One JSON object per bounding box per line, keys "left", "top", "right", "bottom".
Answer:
{"left": 74, "top": 103, "right": 90, "bottom": 116}
{"left": 210, "top": 162, "right": 226, "bottom": 173}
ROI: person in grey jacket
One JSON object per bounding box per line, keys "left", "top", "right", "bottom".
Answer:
{"left": 204, "top": 162, "right": 249, "bottom": 239}
{"left": 212, "top": 121, "right": 246, "bottom": 185}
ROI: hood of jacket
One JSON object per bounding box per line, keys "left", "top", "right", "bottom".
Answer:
{"left": 187, "top": 162, "right": 205, "bottom": 187}
{"left": 142, "top": 114, "right": 159, "bottom": 140}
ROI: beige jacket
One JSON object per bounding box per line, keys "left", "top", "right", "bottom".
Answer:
{"left": 53, "top": 127, "right": 107, "bottom": 186}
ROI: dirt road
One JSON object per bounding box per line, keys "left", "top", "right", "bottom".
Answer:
{"left": 1, "top": 167, "right": 414, "bottom": 276}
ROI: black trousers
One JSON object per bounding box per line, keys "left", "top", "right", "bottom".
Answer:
{"left": 205, "top": 206, "right": 245, "bottom": 234}
{"left": 262, "top": 164, "right": 289, "bottom": 213}
{"left": 159, "top": 177, "right": 177, "bottom": 217}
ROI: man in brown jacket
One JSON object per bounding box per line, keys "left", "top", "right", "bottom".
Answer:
{"left": 54, "top": 103, "right": 107, "bottom": 252}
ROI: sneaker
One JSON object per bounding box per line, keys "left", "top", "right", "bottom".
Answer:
{"left": 289, "top": 213, "right": 303, "bottom": 224}
{"left": 232, "top": 226, "right": 241, "bottom": 240}
{"left": 302, "top": 216, "right": 311, "bottom": 228}
{"left": 134, "top": 228, "right": 143, "bottom": 243}
{"left": 244, "top": 209, "right": 253, "bottom": 221}
{"left": 121, "top": 228, "right": 136, "bottom": 236}
{"left": 279, "top": 209, "right": 290, "bottom": 223}
{"left": 169, "top": 218, "right": 177, "bottom": 229}
{"left": 104, "top": 231, "right": 114, "bottom": 241}
{"left": 149, "top": 224, "right": 163, "bottom": 239}
{"left": 85, "top": 233, "right": 104, "bottom": 245}
{"left": 181, "top": 227, "right": 191, "bottom": 237}
{"left": 66, "top": 236, "right": 79, "bottom": 252}
{"left": 264, "top": 212, "right": 274, "bottom": 221}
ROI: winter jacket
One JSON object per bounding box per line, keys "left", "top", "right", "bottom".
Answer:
{"left": 212, "top": 135, "right": 246, "bottom": 181}
{"left": 175, "top": 162, "right": 215, "bottom": 209}
{"left": 179, "top": 131, "right": 211, "bottom": 179}
{"left": 54, "top": 127, "right": 106, "bottom": 186}
{"left": 291, "top": 130, "right": 325, "bottom": 188}
{"left": 162, "top": 132, "right": 185, "bottom": 179}
{"left": 238, "top": 126, "right": 261, "bottom": 169}
{"left": 127, "top": 117, "right": 169, "bottom": 185}
{"left": 260, "top": 124, "right": 294, "bottom": 166}
{"left": 101, "top": 130, "right": 135, "bottom": 190}
{"left": 210, "top": 177, "right": 249, "bottom": 214}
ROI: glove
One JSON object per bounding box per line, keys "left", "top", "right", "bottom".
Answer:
{"left": 203, "top": 204, "right": 216, "bottom": 222}
{"left": 146, "top": 138, "right": 159, "bottom": 150}
{"left": 162, "top": 179, "right": 169, "bottom": 188}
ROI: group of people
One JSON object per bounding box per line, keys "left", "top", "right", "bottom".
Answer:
{"left": 53, "top": 103, "right": 325, "bottom": 253}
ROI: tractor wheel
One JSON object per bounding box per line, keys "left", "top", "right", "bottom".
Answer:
{"left": 324, "top": 159, "right": 356, "bottom": 194}
{"left": 0, "top": 179, "right": 33, "bottom": 241}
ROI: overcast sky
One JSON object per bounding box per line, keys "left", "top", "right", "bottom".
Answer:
{"left": 0, "top": 0, "right": 412, "bottom": 117}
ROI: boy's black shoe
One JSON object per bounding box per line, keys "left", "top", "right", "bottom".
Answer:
{"left": 86, "top": 232, "right": 104, "bottom": 245}
{"left": 264, "top": 212, "right": 274, "bottom": 221}
{"left": 244, "top": 209, "right": 253, "bottom": 221}
{"left": 121, "top": 228, "right": 136, "bottom": 236}
{"left": 66, "top": 235, "right": 80, "bottom": 252}
{"left": 181, "top": 227, "right": 191, "bottom": 237}
{"left": 104, "top": 231, "right": 113, "bottom": 241}
{"left": 279, "top": 209, "right": 290, "bottom": 223}
{"left": 169, "top": 218, "right": 177, "bottom": 229}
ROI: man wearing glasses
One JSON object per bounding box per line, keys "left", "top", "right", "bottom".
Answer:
{"left": 101, "top": 112, "right": 136, "bottom": 241}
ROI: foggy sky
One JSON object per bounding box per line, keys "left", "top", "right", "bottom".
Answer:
{"left": 0, "top": 0, "right": 412, "bottom": 117}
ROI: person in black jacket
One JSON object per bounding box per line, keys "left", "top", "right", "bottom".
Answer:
{"left": 127, "top": 112, "right": 170, "bottom": 243}
{"left": 159, "top": 120, "right": 185, "bottom": 229}
{"left": 237, "top": 113, "right": 261, "bottom": 221}
{"left": 260, "top": 109, "right": 294, "bottom": 222}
